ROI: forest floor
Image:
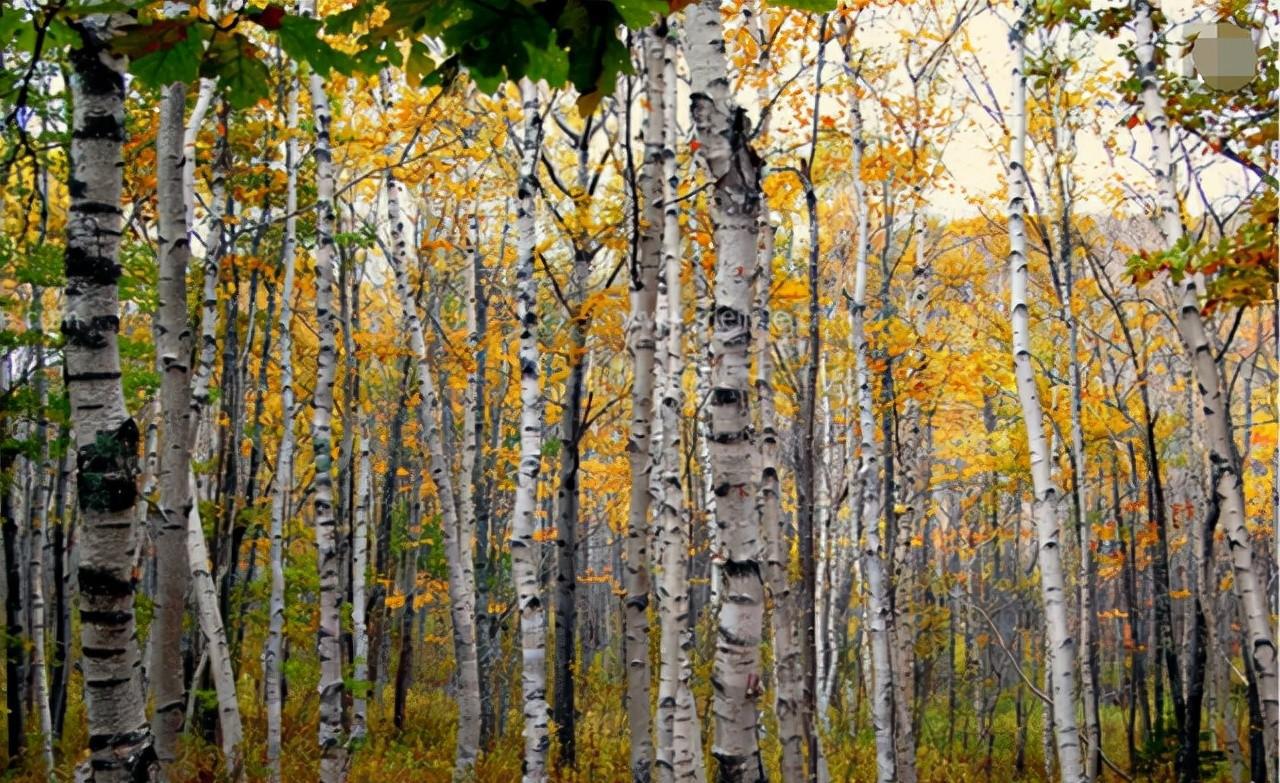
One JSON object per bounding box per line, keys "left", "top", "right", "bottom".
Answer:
{"left": 3, "top": 645, "right": 1238, "bottom": 783}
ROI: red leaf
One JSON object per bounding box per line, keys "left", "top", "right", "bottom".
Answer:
{"left": 1125, "top": 114, "right": 1141, "bottom": 130}
{"left": 111, "top": 19, "right": 188, "bottom": 57}
{"left": 690, "top": 139, "right": 701, "bottom": 151}
{"left": 249, "top": 5, "right": 286, "bottom": 30}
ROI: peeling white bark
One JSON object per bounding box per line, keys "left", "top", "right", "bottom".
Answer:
{"left": 635, "top": 26, "right": 664, "bottom": 783}
{"left": 263, "top": 75, "right": 299, "bottom": 783}
{"left": 302, "top": 5, "right": 348, "bottom": 772}
{"left": 685, "top": 2, "right": 767, "bottom": 778}
{"left": 843, "top": 41, "right": 895, "bottom": 782}
{"left": 1132, "top": 3, "right": 1278, "bottom": 770}
{"left": 184, "top": 471, "right": 244, "bottom": 775}
{"left": 649, "top": 21, "right": 706, "bottom": 783}
{"left": 1007, "top": 6, "right": 1084, "bottom": 780}
{"left": 510, "top": 78, "right": 550, "bottom": 783}
{"left": 65, "top": 16, "right": 160, "bottom": 781}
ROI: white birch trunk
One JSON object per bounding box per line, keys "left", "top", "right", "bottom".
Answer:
{"left": 263, "top": 76, "right": 299, "bottom": 783}
{"left": 624, "top": 27, "right": 665, "bottom": 777}
{"left": 757, "top": 209, "right": 807, "bottom": 783}
{"left": 1007, "top": 6, "right": 1085, "bottom": 780}
{"left": 151, "top": 79, "right": 193, "bottom": 770}
{"left": 649, "top": 21, "right": 706, "bottom": 783}
{"left": 459, "top": 156, "right": 492, "bottom": 745}
{"left": 184, "top": 471, "right": 243, "bottom": 774}
{"left": 889, "top": 230, "right": 928, "bottom": 783}
{"left": 65, "top": 17, "right": 160, "bottom": 781}
{"left": 1132, "top": 2, "right": 1278, "bottom": 769}
{"left": 303, "top": 8, "right": 347, "bottom": 772}
{"left": 844, "top": 44, "right": 896, "bottom": 783}
{"left": 510, "top": 78, "right": 550, "bottom": 783}
{"left": 181, "top": 79, "right": 214, "bottom": 237}
{"left": 663, "top": 27, "right": 706, "bottom": 778}
{"left": 27, "top": 295, "right": 54, "bottom": 776}
{"left": 685, "top": 3, "right": 767, "bottom": 778}
{"left": 384, "top": 175, "right": 482, "bottom": 775}
{"left": 814, "top": 390, "right": 832, "bottom": 725}
{"left": 351, "top": 407, "right": 371, "bottom": 743}
{"left": 635, "top": 26, "right": 664, "bottom": 783}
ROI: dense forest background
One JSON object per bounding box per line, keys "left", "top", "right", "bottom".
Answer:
{"left": 0, "top": 0, "right": 1275, "bottom": 781}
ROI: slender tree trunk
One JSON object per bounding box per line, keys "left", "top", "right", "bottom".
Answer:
{"left": 1007, "top": 6, "right": 1084, "bottom": 780}
{"left": 50, "top": 443, "right": 72, "bottom": 742}
{"left": 685, "top": 4, "right": 767, "bottom": 779}
{"left": 27, "top": 293, "right": 54, "bottom": 776}
{"left": 795, "top": 31, "right": 830, "bottom": 776}
{"left": 263, "top": 75, "right": 299, "bottom": 783}
{"left": 64, "top": 17, "right": 160, "bottom": 781}
{"left": 890, "top": 228, "right": 930, "bottom": 783}
{"left": 660, "top": 25, "right": 705, "bottom": 779}
{"left": 630, "top": 26, "right": 664, "bottom": 783}
{"left": 182, "top": 78, "right": 215, "bottom": 234}
{"left": 844, "top": 41, "right": 895, "bottom": 783}
{"left": 234, "top": 281, "right": 274, "bottom": 659}
{"left": 757, "top": 183, "right": 806, "bottom": 783}
{"left": 393, "top": 475, "right": 419, "bottom": 731}
{"left": 303, "top": 12, "right": 347, "bottom": 774}
{"left": 461, "top": 204, "right": 495, "bottom": 748}
{"left": 1114, "top": 451, "right": 1144, "bottom": 774}
{"left": 552, "top": 253, "right": 587, "bottom": 771}
{"left": 3, "top": 428, "right": 26, "bottom": 770}
{"left": 190, "top": 94, "right": 226, "bottom": 475}
{"left": 646, "top": 22, "right": 705, "bottom": 783}
{"left": 1057, "top": 188, "right": 1100, "bottom": 782}
{"left": 164, "top": 84, "right": 244, "bottom": 777}
{"left": 184, "top": 471, "right": 244, "bottom": 774}
{"left": 510, "top": 77, "right": 550, "bottom": 783}
{"left": 350, "top": 401, "right": 371, "bottom": 743}
{"left": 384, "top": 175, "right": 482, "bottom": 775}
{"left": 151, "top": 79, "right": 194, "bottom": 771}
{"left": 1132, "top": 2, "right": 1278, "bottom": 773}
{"left": 336, "top": 259, "right": 358, "bottom": 668}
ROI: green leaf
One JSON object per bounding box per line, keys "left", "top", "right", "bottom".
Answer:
{"left": 201, "top": 32, "right": 271, "bottom": 110}
{"left": 404, "top": 40, "right": 436, "bottom": 87}
{"left": 0, "top": 9, "right": 34, "bottom": 53}
{"left": 469, "top": 65, "right": 503, "bottom": 95}
{"left": 278, "top": 14, "right": 356, "bottom": 76}
{"left": 130, "top": 25, "right": 203, "bottom": 87}
{"left": 523, "top": 33, "right": 569, "bottom": 86}
{"left": 776, "top": 0, "right": 839, "bottom": 11}
{"left": 613, "top": 0, "right": 667, "bottom": 28}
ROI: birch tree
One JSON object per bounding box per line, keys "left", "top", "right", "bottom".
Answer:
{"left": 843, "top": 35, "right": 896, "bottom": 783}
{"left": 151, "top": 78, "right": 193, "bottom": 769}
{"left": 384, "top": 172, "right": 483, "bottom": 775}
{"left": 684, "top": 2, "right": 767, "bottom": 778}
{"left": 511, "top": 77, "right": 551, "bottom": 783}
{"left": 304, "top": 9, "right": 348, "bottom": 774}
{"left": 263, "top": 74, "right": 299, "bottom": 783}
{"left": 27, "top": 293, "right": 54, "bottom": 776}
{"left": 182, "top": 471, "right": 243, "bottom": 774}
{"left": 629, "top": 24, "right": 663, "bottom": 783}
{"left": 644, "top": 19, "right": 704, "bottom": 783}
{"left": 351, "top": 406, "right": 372, "bottom": 744}
{"left": 1007, "top": 3, "right": 1084, "bottom": 779}
{"left": 64, "top": 14, "right": 160, "bottom": 781}
{"left": 1131, "top": 2, "right": 1278, "bottom": 772}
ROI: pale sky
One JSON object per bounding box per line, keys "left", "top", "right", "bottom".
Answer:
{"left": 731, "top": 0, "right": 1271, "bottom": 220}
